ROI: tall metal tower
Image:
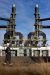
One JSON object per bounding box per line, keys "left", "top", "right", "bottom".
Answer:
{"left": 28, "top": 3, "right": 47, "bottom": 47}
{"left": 4, "top": 4, "right": 16, "bottom": 45}
{"left": 34, "top": 3, "right": 46, "bottom": 47}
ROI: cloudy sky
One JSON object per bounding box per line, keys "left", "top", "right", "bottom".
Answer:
{"left": 0, "top": 0, "right": 50, "bottom": 45}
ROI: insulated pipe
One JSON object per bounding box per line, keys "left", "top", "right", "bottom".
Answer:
{"left": 42, "top": 26, "right": 50, "bottom": 28}
{"left": 28, "top": 31, "right": 46, "bottom": 47}
{"left": 0, "top": 17, "right": 10, "bottom": 21}
{"left": 28, "top": 32, "right": 37, "bottom": 46}
{"left": 39, "top": 18, "right": 50, "bottom": 21}
{"left": 15, "top": 32, "right": 23, "bottom": 39}
{"left": 39, "top": 31, "right": 46, "bottom": 46}
{"left": 15, "top": 32, "right": 23, "bottom": 45}
{"left": 0, "top": 26, "right": 7, "bottom": 29}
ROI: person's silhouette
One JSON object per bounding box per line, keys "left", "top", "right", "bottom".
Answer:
{"left": 5, "top": 43, "right": 11, "bottom": 64}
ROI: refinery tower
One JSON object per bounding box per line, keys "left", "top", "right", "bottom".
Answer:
{"left": 0, "top": 3, "right": 50, "bottom": 57}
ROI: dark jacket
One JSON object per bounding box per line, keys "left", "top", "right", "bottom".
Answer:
{"left": 5, "top": 47, "right": 11, "bottom": 54}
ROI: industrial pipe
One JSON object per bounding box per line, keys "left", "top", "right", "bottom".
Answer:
{"left": 39, "top": 18, "right": 50, "bottom": 21}
{"left": 0, "top": 17, "right": 10, "bottom": 21}
{"left": 0, "top": 26, "right": 7, "bottom": 29}
{"left": 42, "top": 26, "right": 50, "bottom": 28}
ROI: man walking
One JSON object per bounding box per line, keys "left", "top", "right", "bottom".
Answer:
{"left": 4, "top": 43, "right": 11, "bottom": 65}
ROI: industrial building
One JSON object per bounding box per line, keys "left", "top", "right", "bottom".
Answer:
{"left": 0, "top": 4, "right": 50, "bottom": 57}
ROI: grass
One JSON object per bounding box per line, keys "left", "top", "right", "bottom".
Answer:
{"left": 0, "top": 56, "right": 50, "bottom": 75}
{"left": 0, "top": 62, "right": 50, "bottom": 75}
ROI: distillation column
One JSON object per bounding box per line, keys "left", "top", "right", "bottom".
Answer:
{"left": 34, "top": 4, "right": 46, "bottom": 47}
{"left": 10, "top": 4, "right": 16, "bottom": 43}
{"left": 4, "top": 4, "right": 16, "bottom": 44}
{"left": 34, "top": 4, "right": 40, "bottom": 46}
